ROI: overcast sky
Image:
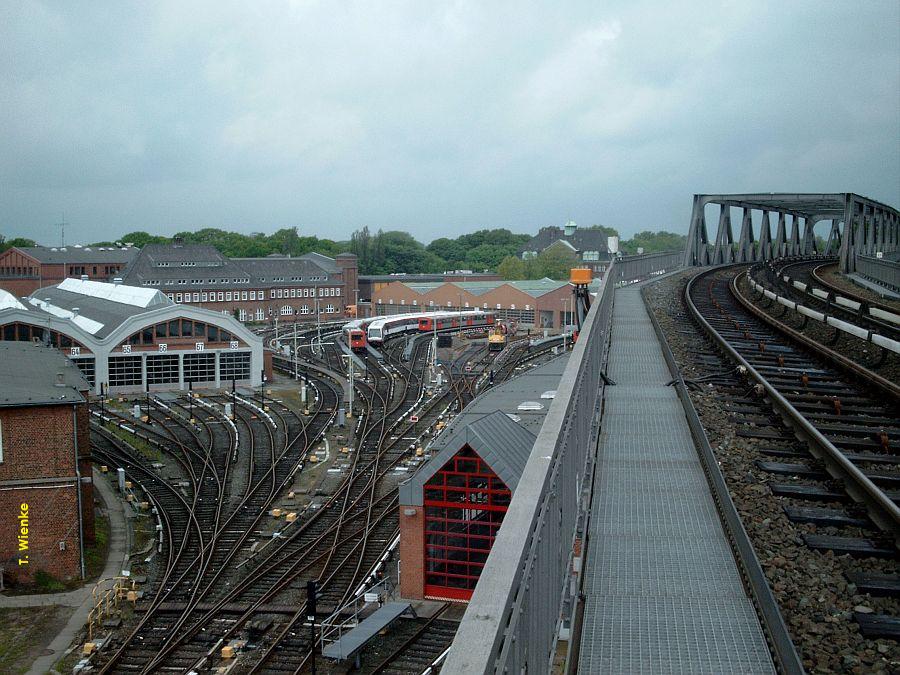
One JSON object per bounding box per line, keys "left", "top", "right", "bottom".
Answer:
{"left": 2, "top": 1, "right": 898, "bottom": 246}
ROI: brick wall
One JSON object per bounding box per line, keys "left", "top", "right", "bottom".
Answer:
{"left": 398, "top": 505, "right": 424, "bottom": 600}
{"left": 0, "top": 485, "right": 82, "bottom": 582}
{"left": 0, "top": 402, "right": 90, "bottom": 582}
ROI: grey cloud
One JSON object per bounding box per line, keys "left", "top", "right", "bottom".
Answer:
{"left": 1, "top": 1, "right": 897, "bottom": 244}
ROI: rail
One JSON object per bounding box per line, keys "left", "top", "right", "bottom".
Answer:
{"left": 855, "top": 255, "right": 900, "bottom": 293}
{"left": 612, "top": 249, "right": 683, "bottom": 285}
{"left": 443, "top": 253, "right": 680, "bottom": 673}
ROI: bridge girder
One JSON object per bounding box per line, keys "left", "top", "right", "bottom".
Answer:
{"left": 684, "top": 193, "right": 899, "bottom": 270}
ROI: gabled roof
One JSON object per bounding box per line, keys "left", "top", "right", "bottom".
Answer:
{"left": 399, "top": 278, "right": 570, "bottom": 298}
{"left": 399, "top": 410, "right": 536, "bottom": 506}
{"left": 518, "top": 226, "right": 611, "bottom": 255}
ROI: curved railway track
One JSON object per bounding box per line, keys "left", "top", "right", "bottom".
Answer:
{"left": 684, "top": 264, "right": 900, "bottom": 650}
{"left": 87, "top": 322, "right": 571, "bottom": 674}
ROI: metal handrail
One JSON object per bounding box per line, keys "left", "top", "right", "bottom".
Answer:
{"left": 443, "top": 253, "right": 684, "bottom": 673}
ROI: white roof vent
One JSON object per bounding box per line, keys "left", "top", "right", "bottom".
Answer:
{"left": 517, "top": 401, "right": 544, "bottom": 411}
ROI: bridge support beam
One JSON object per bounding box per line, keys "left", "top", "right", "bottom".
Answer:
{"left": 683, "top": 194, "right": 898, "bottom": 270}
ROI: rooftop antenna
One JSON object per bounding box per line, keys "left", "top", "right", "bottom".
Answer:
{"left": 55, "top": 214, "right": 68, "bottom": 247}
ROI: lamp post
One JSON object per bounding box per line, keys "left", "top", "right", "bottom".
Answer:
{"left": 341, "top": 354, "right": 355, "bottom": 418}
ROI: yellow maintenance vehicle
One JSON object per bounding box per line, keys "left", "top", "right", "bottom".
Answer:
{"left": 488, "top": 325, "right": 507, "bottom": 352}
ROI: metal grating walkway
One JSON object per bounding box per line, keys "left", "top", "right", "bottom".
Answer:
{"left": 578, "top": 286, "right": 774, "bottom": 674}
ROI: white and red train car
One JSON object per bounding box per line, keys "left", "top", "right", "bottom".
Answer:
{"left": 342, "top": 311, "right": 495, "bottom": 350}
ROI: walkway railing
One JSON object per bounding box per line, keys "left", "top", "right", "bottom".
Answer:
{"left": 443, "top": 252, "right": 685, "bottom": 674}
{"left": 613, "top": 249, "right": 683, "bottom": 285}
{"left": 856, "top": 254, "right": 900, "bottom": 292}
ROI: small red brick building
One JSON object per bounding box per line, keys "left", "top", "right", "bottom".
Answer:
{"left": 398, "top": 411, "right": 535, "bottom": 602}
{"left": 0, "top": 342, "right": 94, "bottom": 584}
{"left": 0, "top": 245, "right": 138, "bottom": 296}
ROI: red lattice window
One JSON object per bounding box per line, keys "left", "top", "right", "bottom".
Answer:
{"left": 423, "top": 445, "right": 511, "bottom": 600}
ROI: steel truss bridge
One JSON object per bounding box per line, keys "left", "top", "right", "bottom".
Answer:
{"left": 682, "top": 193, "right": 899, "bottom": 273}
{"left": 443, "top": 192, "right": 898, "bottom": 674}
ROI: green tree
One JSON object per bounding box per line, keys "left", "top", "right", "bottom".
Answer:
{"left": 497, "top": 255, "right": 526, "bottom": 280}
{"left": 119, "top": 231, "right": 169, "bottom": 248}
{"left": 426, "top": 238, "right": 466, "bottom": 268}
{"left": 465, "top": 244, "right": 511, "bottom": 271}
{"left": 620, "top": 230, "right": 686, "bottom": 255}
{"left": 0, "top": 236, "right": 37, "bottom": 252}
{"left": 526, "top": 244, "right": 579, "bottom": 280}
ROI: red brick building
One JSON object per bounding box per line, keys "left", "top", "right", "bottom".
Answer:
{"left": 0, "top": 342, "right": 94, "bottom": 584}
{"left": 372, "top": 278, "right": 598, "bottom": 329}
{"left": 121, "top": 240, "right": 358, "bottom": 324}
{"left": 0, "top": 245, "right": 138, "bottom": 297}
{"left": 398, "top": 411, "right": 534, "bottom": 601}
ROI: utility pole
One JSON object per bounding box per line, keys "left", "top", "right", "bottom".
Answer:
{"left": 342, "top": 354, "right": 355, "bottom": 418}
{"left": 315, "top": 290, "right": 322, "bottom": 356}
{"left": 293, "top": 324, "right": 299, "bottom": 380}
{"left": 55, "top": 214, "right": 68, "bottom": 247}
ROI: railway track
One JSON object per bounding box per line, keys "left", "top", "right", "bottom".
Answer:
{"left": 87, "top": 322, "right": 572, "bottom": 673}
{"left": 648, "top": 264, "right": 900, "bottom": 667}
{"left": 91, "top": 376, "right": 339, "bottom": 672}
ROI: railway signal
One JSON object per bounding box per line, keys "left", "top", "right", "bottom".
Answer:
{"left": 306, "top": 580, "right": 318, "bottom": 675}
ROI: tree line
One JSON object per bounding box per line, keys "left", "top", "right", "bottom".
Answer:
{"left": 0, "top": 226, "right": 686, "bottom": 281}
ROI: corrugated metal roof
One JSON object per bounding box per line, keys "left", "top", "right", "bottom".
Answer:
{"left": 24, "top": 282, "right": 175, "bottom": 339}
{"left": 57, "top": 277, "right": 168, "bottom": 308}
{"left": 0, "top": 289, "right": 26, "bottom": 311}
{"left": 0, "top": 342, "right": 88, "bottom": 407}
{"left": 399, "top": 411, "right": 536, "bottom": 506}
{"left": 399, "top": 356, "right": 569, "bottom": 506}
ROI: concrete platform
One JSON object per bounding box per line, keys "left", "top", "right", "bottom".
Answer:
{"left": 577, "top": 286, "right": 774, "bottom": 674}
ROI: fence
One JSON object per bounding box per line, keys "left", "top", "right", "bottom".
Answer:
{"left": 856, "top": 254, "right": 900, "bottom": 293}
{"left": 612, "top": 249, "right": 683, "bottom": 285}
{"left": 442, "top": 250, "right": 686, "bottom": 674}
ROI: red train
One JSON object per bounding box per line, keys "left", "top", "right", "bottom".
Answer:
{"left": 417, "top": 313, "right": 495, "bottom": 332}
{"left": 347, "top": 328, "right": 366, "bottom": 351}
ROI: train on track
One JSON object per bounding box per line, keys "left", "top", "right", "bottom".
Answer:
{"left": 342, "top": 310, "right": 495, "bottom": 351}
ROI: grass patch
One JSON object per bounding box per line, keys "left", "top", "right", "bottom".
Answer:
{"left": 0, "top": 606, "right": 69, "bottom": 674}
{"left": 34, "top": 570, "right": 66, "bottom": 593}
{"left": 103, "top": 422, "right": 162, "bottom": 462}
{"left": 84, "top": 511, "right": 110, "bottom": 580}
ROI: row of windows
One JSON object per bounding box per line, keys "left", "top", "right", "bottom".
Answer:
{"left": 107, "top": 351, "right": 251, "bottom": 387}
{"left": 1, "top": 322, "right": 87, "bottom": 351}
{"left": 0, "top": 265, "right": 37, "bottom": 277}
{"left": 122, "top": 319, "right": 236, "bottom": 346}
{"left": 145, "top": 276, "right": 332, "bottom": 287}
{"left": 68, "top": 265, "right": 121, "bottom": 276}
{"left": 165, "top": 287, "right": 341, "bottom": 304}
